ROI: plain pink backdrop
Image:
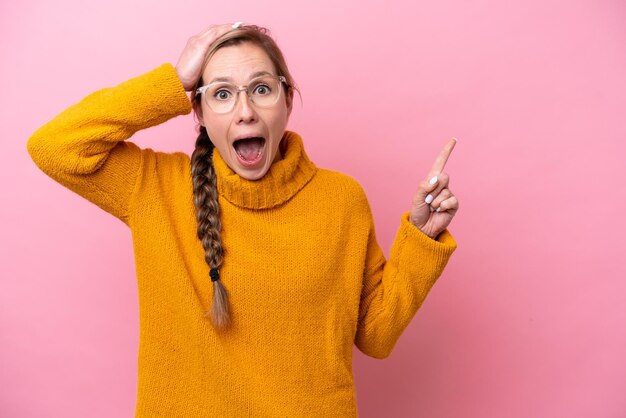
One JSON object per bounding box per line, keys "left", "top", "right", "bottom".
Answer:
{"left": 2, "top": 0, "right": 625, "bottom": 417}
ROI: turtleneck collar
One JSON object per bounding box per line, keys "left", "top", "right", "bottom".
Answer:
{"left": 211, "top": 131, "right": 317, "bottom": 209}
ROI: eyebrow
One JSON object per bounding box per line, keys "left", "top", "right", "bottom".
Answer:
{"left": 208, "top": 71, "right": 273, "bottom": 84}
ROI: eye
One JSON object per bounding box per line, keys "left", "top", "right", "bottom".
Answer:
{"left": 214, "top": 89, "right": 232, "bottom": 101}
{"left": 253, "top": 84, "right": 272, "bottom": 96}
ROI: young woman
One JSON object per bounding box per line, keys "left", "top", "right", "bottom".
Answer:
{"left": 28, "top": 22, "right": 459, "bottom": 417}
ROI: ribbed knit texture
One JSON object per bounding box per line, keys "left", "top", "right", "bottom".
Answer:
{"left": 27, "top": 63, "right": 458, "bottom": 417}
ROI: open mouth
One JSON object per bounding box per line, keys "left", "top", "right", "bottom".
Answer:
{"left": 233, "top": 137, "right": 266, "bottom": 166}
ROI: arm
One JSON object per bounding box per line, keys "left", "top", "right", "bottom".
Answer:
{"left": 355, "top": 209, "right": 457, "bottom": 359}
{"left": 26, "top": 63, "right": 191, "bottom": 224}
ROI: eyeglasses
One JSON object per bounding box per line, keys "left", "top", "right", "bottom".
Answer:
{"left": 195, "top": 75, "right": 288, "bottom": 114}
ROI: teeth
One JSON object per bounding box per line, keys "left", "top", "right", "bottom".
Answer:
{"left": 235, "top": 148, "right": 262, "bottom": 160}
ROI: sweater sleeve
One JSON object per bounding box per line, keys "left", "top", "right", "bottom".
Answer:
{"left": 26, "top": 63, "right": 192, "bottom": 225}
{"left": 355, "top": 207, "right": 457, "bottom": 359}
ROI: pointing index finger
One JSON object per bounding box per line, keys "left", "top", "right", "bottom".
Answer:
{"left": 430, "top": 138, "right": 457, "bottom": 175}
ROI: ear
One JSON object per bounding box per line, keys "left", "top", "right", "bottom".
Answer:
{"left": 192, "top": 99, "right": 204, "bottom": 126}
{"left": 286, "top": 88, "right": 294, "bottom": 118}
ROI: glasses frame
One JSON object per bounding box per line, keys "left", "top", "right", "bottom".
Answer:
{"left": 195, "top": 75, "right": 289, "bottom": 114}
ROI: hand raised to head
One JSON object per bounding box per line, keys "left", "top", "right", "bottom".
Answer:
{"left": 409, "top": 138, "right": 459, "bottom": 239}
{"left": 175, "top": 23, "right": 241, "bottom": 91}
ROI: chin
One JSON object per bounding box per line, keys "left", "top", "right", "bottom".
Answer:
{"left": 235, "top": 163, "right": 271, "bottom": 181}
{"left": 238, "top": 171, "right": 265, "bottom": 181}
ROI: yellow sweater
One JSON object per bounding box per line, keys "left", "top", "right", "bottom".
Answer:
{"left": 27, "top": 63, "right": 458, "bottom": 417}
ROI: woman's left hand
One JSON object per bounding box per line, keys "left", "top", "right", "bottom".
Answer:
{"left": 409, "top": 138, "right": 459, "bottom": 239}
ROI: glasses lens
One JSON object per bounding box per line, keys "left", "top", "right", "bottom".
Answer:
{"left": 248, "top": 76, "right": 281, "bottom": 108}
{"left": 204, "top": 82, "right": 236, "bottom": 113}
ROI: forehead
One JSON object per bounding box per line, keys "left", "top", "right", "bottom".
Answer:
{"left": 202, "top": 42, "right": 277, "bottom": 83}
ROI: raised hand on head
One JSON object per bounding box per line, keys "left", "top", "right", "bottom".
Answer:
{"left": 175, "top": 22, "right": 242, "bottom": 91}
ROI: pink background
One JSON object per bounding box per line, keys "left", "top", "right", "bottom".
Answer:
{"left": 2, "top": 0, "right": 625, "bottom": 417}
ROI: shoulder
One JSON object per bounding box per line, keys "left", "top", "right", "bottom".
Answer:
{"left": 311, "top": 168, "right": 371, "bottom": 211}
{"left": 313, "top": 168, "right": 364, "bottom": 192}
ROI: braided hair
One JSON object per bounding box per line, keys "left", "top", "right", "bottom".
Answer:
{"left": 191, "top": 126, "right": 230, "bottom": 329}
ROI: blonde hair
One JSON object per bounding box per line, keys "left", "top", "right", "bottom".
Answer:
{"left": 190, "top": 25, "right": 297, "bottom": 330}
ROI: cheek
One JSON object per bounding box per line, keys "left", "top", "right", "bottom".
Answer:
{"left": 269, "top": 108, "right": 289, "bottom": 131}
{"left": 204, "top": 113, "right": 229, "bottom": 137}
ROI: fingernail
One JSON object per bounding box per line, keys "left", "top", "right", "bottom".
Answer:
{"left": 436, "top": 207, "right": 441, "bottom": 212}
{"left": 429, "top": 176, "right": 438, "bottom": 185}
{"left": 425, "top": 194, "right": 434, "bottom": 204}
{"left": 232, "top": 21, "right": 243, "bottom": 28}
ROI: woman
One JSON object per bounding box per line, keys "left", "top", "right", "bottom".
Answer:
{"left": 28, "top": 22, "right": 458, "bottom": 417}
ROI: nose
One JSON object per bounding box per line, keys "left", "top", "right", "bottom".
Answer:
{"left": 233, "top": 90, "right": 257, "bottom": 124}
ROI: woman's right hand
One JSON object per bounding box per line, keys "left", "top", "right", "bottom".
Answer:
{"left": 175, "top": 24, "right": 237, "bottom": 91}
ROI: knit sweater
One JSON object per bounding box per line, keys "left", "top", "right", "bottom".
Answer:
{"left": 27, "top": 63, "right": 458, "bottom": 417}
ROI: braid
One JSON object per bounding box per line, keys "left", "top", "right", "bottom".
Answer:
{"left": 191, "top": 126, "right": 231, "bottom": 330}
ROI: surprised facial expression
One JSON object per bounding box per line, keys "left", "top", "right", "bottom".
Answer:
{"left": 196, "top": 42, "right": 293, "bottom": 181}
